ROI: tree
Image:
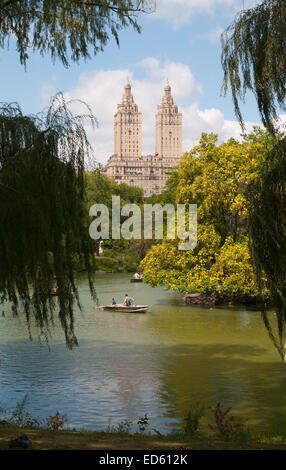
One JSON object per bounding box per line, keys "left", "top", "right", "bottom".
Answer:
{"left": 140, "top": 133, "right": 269, "bottom": 303}
{"left": 246, "top": 139, "right": 286, "bottom": 359}
{"left": 85, "top": 167, "right": 144, "bottom": 258}
{"left": 221, "top": 0, "right": 286, "bottom": 359}
{"left": 221, "top": 0, "right": 286, "bottom": 132}
{"left": 0, "top": 0, "right": 154, "bottom": 67}
{"left": 0, "top": 1, "right": 153, "bottom": 346}
{"left": 0, "top": 94, "right": 97, "bottom": 348}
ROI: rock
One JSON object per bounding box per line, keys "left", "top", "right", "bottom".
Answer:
{"left": 0, "top": 420, "right": 9, "bottom": 426}
{"left": 183, "top": 292, "right": 224, "bottom": 307}
{"left": 9, "top": 433, "right": 32, "bottom": 449}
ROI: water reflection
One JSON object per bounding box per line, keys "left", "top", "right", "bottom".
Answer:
{"left": 0, "top": 273, "right": 286, "bottom": 433}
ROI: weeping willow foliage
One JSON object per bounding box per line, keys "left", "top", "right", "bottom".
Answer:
{"left": 222, "top": 0, "right": 286, "bottom": 359}
{"left": 0, "top": 0, "right": 154, "bottom": 67}
{"left": 221, "top": 0, "right": 286, "bottom": 132}
{"left": 0, "top": 94, "right": 97, "bottom": 348}
{"left": 247, "top": 139, "right": 286, "bottom": 359}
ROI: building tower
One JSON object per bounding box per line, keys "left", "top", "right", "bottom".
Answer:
{"left": 114, "top": 80, "right": 142, "bottom": 159}
{"left": 155, "top": 81, "right": 182, "bottom": 165}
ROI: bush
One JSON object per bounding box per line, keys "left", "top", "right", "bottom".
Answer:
{"left": 183, "top": 403, "right": 205, "bottom": 435}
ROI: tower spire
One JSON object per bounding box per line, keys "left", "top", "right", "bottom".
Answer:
{"left": 114, "top": 81, "right": 142, "bottom": 158}
{"left": 155, "top": 81, "right": 182, "bottom": 162}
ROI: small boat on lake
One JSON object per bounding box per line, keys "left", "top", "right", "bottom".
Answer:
{"left": 130, "top": 277, "right": 143, "bottom": 283}
{"left": 102, "top": 304, "right": 148, "bottom": 313}
{"left": 50, "top": 287, "right": 59, "bottom": 296}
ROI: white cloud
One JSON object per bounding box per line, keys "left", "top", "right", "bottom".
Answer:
{"left": 151, "top": 0, "right": 261, "bottom": 28}
{"left": 42, "top": 58, "right": 264, "bottom": 165}
{"left": 152, "top": 0, "right": 235, "bottom": 28}
{"left": 137, "top": 58, "right": 203, "bottom": 98}
{"left": 182, "top": 103, "right": 259, "bottom": 151}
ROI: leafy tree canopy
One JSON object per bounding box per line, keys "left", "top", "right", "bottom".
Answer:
{"left": 0, "top": 94, "right": 97, "bottom": 348}
{"left": 0, "top": 0, "right": 154, "bottom": 67}
{"left": 247, "top": 138, "right": 286, "bottom": 359}
{"left": 222, "top": 1, "right": 286, "bottom": 358}
{"left": 140, "top": 131, "right": 270, "bottom": 303}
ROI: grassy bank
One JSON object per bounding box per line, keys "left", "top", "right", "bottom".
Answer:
{"left": 1, "top": 424, "right": 286, "bottom": 450}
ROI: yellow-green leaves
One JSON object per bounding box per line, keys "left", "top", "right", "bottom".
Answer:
{"left": 141, "top": 131, "right": 270, "bottom": 302}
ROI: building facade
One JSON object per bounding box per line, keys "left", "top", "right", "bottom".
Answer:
{"left": 104, "top": 81, "right": 182, "bottom": 197}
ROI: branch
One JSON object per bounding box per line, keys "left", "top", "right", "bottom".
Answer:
{"left": 81, "top": 0, "right": 154, "bottom": 12}
{"left": 2, "top": 0, "right": 22, "bottom": 8}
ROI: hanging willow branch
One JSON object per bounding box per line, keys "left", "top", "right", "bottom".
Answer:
{"left": 0, "top": 0, "right": 154, "bottom": 67}
{"left": 221, "top": 0, "right": 286, "bottom": 133}
{"left": 0, "top": 93, "right": 97, "bottom": 348}
{"left": 221, "top": 0, "right": 286, "bottom": 360}
{"left": 247, "top": 138, "right": 286, "bottom": 360}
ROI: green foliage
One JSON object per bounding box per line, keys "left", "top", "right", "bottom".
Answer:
{"left": 9, "top": 394, "right": 42, "bottom": 428}
{"left": 176, "top": 132, "right": 266, "bottom": 241}
{"left": 0, "top": 0, "right": 154, "bottom": 67}
{"left": 141, "top": 132, "right": 269, "bottom": 302}
{"left": 247, "top": 139, "right": 286, "bottom": 359}
{"left": 222, "top": 2, "right": 286, "bottom": 359}
{"left": 86, "top": 169, "right": 149, "bottom": 270}
{"left": 221, "top": 0, "right": 286, "bottom": 132}
{"left": 183, "top": 403, "right": 205, "bottom": 436}
{"left": 137, "top": 414, "right": 149, "bottom": 433}
{"left": 110, "top": 419, "right": 133, "bottom": 434}
{"left": 85, "top": 168, "right": 144, "bottom": 210}
{"left": 0, "top": 94, "right": 97, "bottom": 348}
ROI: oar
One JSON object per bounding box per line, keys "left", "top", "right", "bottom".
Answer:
{"left": 94, "top": 305, "right": 105, "bottom": 310}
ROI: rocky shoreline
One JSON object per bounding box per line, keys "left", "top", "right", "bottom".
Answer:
{"left": 183, "top": 292, "right": 266, "bottom": 308}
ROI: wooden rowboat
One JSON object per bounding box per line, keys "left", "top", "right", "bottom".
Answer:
{"left": 130, "top": 278, "right": 143, "bottom": 283}
{"left": 102, "top": 304, "right": 148, "bottom": 313}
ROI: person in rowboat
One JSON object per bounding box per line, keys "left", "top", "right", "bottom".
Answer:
{"left": 123, "top": 294, "right": 134, "bottom": 307}
{"left": 111, "top": 298, "right": 116, "bottom": 305}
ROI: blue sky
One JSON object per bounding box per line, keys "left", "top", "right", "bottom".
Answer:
{"left": 0, "top": 0, "right": 271, "bottom": 164}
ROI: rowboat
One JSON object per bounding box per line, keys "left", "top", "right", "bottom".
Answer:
{"left": 101, "top": 304, "right": 148, "bottom": 313}
{"left": 130, "top": 278, "right": 143, "bottom": 283}
{"left": 50, "top": 289, "right": 59, "bottom": 296}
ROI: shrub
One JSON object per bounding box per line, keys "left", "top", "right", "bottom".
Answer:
{"left": 183, "top": 403, "right": 205, "bottom": 435}
{"left": 208, "top": 402, "right": 243, "bottom": 437}
{"left": 46, "top": 411, "right": 68, "bottom": 431}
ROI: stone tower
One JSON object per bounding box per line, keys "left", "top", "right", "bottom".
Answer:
{"left": 114, "top": 80, "right": 142, "bottom": 158}
{"left": 155, "top": 81, "right": 182, "bottom": 165}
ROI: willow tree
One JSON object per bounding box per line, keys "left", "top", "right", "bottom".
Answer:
{"left": 0, "top": 1, "right": 153, "bottom": 346}
{"left": 0, "top": 94, "right": 98, "bottom": 348}
{"left": 0, "top": 0, "right": 153, "bottom": 67}
{"left": 221, "top": 0, "right": 286, "bottom": 359}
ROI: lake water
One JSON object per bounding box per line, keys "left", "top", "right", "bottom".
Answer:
{"left": 0, "top": 272, "right": 286, "bottom": 434}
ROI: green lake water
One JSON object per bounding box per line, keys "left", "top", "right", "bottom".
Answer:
{"left": 0, "top": 272, "right": 286, "bottom": 434}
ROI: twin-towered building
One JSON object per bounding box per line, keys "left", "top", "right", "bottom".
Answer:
{"left": 104, "top": 80, "right": 182, "bottom": 196}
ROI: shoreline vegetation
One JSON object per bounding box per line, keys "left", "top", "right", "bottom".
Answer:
{"left": 2, "top": 398, "right": 286, "bottom": 450}
{"left": 1, "top": 424, "right": 286, "bottom": 450}
{"left": 2, "top": 398, "right": 285, "bottom": 451}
